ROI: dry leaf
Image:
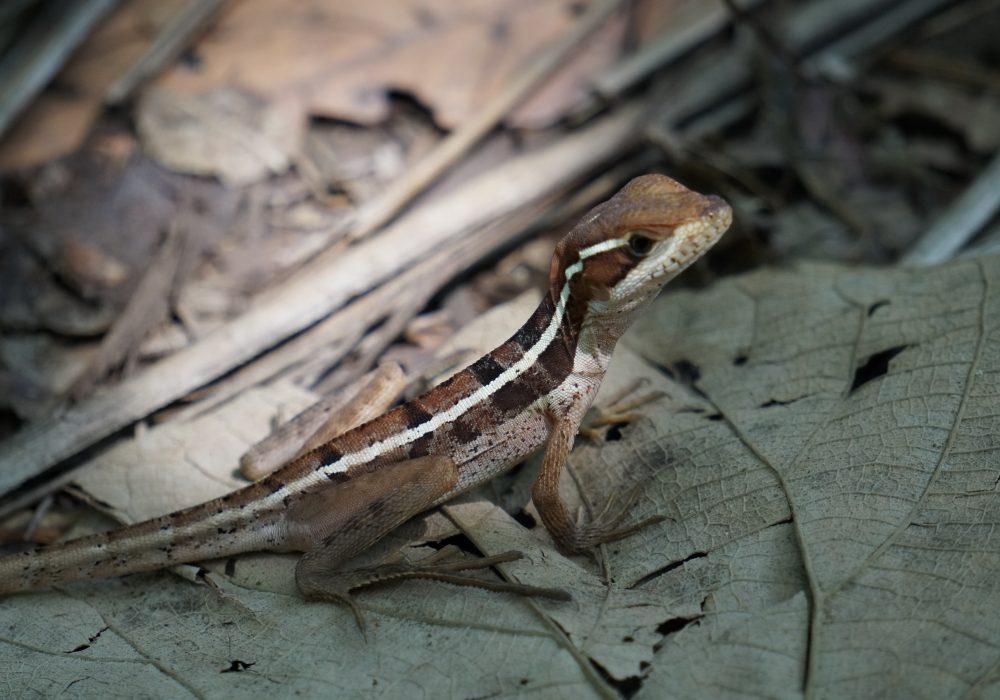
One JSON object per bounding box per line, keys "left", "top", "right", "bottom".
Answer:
{"left": 0, "top": 0, "right": 189, "bottom": 171}
{"left": 624, "top": 256, "right": 1000, "bottom": 698}
{"left": 155, "top": 0, "right": 633, "bottom": 130}
{"left": 72, "top": 382, "right": 317, "bottom": 521}
{"left": 137, "top": 87, "right": 302, "bottom": 184}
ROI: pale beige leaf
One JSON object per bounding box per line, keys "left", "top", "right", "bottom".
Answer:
{"left": 74, "top": 381, "right": 317, "bottom": 521}
{"left": 137, "top": 88, "right": 302, "bottom": 185}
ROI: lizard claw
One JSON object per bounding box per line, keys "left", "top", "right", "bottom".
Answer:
{"left": 298, "top": 544, "right": 570, "bottom": 638}
{"left": 559, "top": 485, "right": 665, "bottom": 553}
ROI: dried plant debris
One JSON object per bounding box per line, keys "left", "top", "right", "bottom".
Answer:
{"left": 152, "top": 0, "right": 632, "bottom": 130}
{"left": 0, "top": 2, "right": 998, "bottom": 697}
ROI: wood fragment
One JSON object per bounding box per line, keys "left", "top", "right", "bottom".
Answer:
{"left": 298, "top": 363, "right": 406, "bottom": 457}
{"left": 69, "top": 225, "right": 187, "bottom": 400}
{"left": 239, "top": 363, "right": 405, "bottom": 481}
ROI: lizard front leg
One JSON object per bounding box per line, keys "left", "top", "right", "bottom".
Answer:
{"left": 289, "top": 455, "right": 566, "bottom": 632}
{"left": 533, "top": 409, "right": 663, "bottom": 554}
{"left": 578, "top": 378, "right": 666, "bottom": 442}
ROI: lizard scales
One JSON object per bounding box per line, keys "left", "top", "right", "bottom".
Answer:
{"left": 0, "top": 174, "right": 731, "bottom": 600}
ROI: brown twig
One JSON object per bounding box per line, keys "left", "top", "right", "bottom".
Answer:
{"left": 239, "top": 363, "right": 406, "bottom": 481}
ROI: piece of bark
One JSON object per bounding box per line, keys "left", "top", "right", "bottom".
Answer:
{"left": 239, "top": 362, "right": 405, "bottom": 481}
{"left": 298, "top": 363, "right": 406, "bottom": 456}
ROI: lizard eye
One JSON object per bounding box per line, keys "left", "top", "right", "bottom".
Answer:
{"left": 626, "top": 231, "right": 654, "bottom": 257}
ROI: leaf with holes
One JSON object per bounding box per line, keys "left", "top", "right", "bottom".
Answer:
{"left": 604, "top": 257, "right": 1000, "bottom": 699}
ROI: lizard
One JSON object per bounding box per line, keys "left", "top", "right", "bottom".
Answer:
{"left": 0, "top": 174, "right": 731, "bottom": 621}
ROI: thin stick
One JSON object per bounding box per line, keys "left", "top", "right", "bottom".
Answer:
{"left": 69, "top": 225, "right": 186, "bottom": 399}
{"left": 592, "top": 0, "right": 765, "bottom": 102}
{"left": 902, "top": 152, "right": 1000, "bottom": 266}
{"left": 0, "top": 0, "right": 115, "bottom": 137}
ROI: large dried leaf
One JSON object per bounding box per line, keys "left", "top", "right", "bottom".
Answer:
{"left": 623, "top": 256, "right": 1000, "bottom": 699}
{"left": 2, "top": 258, "right": 998, "bottom": 697}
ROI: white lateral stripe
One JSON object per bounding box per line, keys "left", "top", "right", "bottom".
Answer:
{"left": 578, "top": 237, "right": 629, "bottom": 259}
{"left": 261, "top": 237, "right": 632, "bottom": 506}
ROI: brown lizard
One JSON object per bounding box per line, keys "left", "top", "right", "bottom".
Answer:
{"left": 0, "top": 174, "right": 731, "bottom": 621}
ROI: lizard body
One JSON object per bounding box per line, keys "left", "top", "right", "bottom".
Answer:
{"left": 0, "top": 174, "right": 731, "bottom": 605}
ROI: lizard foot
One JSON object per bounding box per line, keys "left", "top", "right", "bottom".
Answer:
{"left": 579, "top": 378, "right": 666, "bottom": 443}
{"left": 558, "top": 486, "right": 665, "bottom": 553}
{"left": 297, "top": 545, "right": 569, "bottom": 637}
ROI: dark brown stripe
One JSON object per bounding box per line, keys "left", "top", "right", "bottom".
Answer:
{"left": 449, "top": 417, "right": 479, "bottom": 444}
{"left": 536, "top": 336, "right": 574, "bottom": 383}
{"left": 513, "top": 320, "right": 543, "bottom": 351}
{"left": 493, "top": 378, "right": 536, "bottom": 414}
{"left": 408, "top": 432, "right": 433, "bottom": 458}
{"left": 315, "top": 443, "right": 343, "bottom": 466}
{"left": 518, "top": 361, "right": 555, "bottom": 396}
{"left": 470, "top": 354, "right": 506, "bottom": 385}
{"left": 402, "top": 401, "right": 433, "bottom": 430}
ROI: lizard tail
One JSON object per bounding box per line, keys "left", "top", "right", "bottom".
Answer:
{"left": 0, "top": 495, "right": 287, "bottom": 595}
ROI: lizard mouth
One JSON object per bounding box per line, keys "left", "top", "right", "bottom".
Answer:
{"left": 702, "top": 194, "right": 733, "bottom": 233}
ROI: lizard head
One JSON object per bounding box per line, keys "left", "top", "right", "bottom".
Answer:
{"left": 549, "top": 174, "right": 732, "bottom": 328}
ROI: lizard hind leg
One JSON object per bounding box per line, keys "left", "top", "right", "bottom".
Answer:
{"left": 290, "top": 455, "right": 567, "bottom": 635}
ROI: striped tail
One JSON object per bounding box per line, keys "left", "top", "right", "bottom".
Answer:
{"left": 0, "top": 495, "right": 285, "bottom": 594}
